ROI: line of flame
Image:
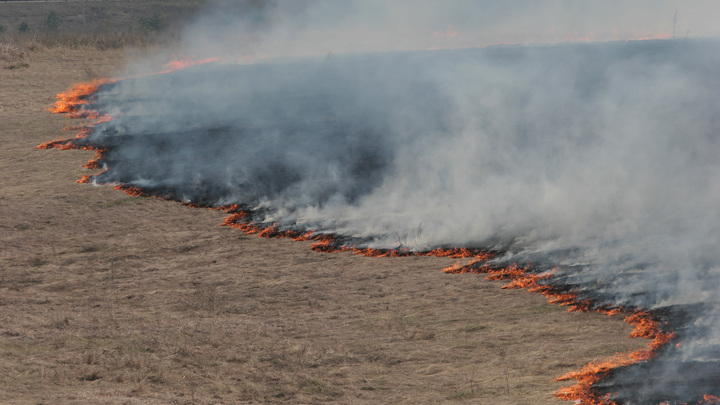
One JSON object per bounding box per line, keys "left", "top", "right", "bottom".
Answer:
{"left": 40, "top": 50, "right": 718, "bottom": 405}
{"left": 442, "top": 261, "right": 714, "bottom": 404}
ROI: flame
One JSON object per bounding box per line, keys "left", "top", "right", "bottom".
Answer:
{"left": 444, "top": 261, "right": 684, "bottom": 404}
{"left": 113, "top": 184, "right": 149, "bottom": 198}
{"left": 149, "top": 193, "right": 698, "bottom": 403}
{"left": 76, "top": 174, "right": 92, "bottom": 184}
{"left": 42, "top": 48, "right": 713, "bottom": 405}
{"left": 221, "top": 208, "right": 311, "bottom": 239}
{"left": 702, "top": 395, "right": 720, "bottom": 405}
{"left": 46, "top": 78, "right": 113, "bottom": 118}
{"left": 219, "top": 207, "right": 494, "bottom": 260}
{"left": 161, "top": 56, "right": 219, "bottom": 74}
{"left": 39, "top": 56, "right": 215, "bottom": 181}
{"left": 553, "top": 309, "right": 676, "bottom": 404}
{"left": 39, "top": 79, "right": 114, "bottom": 151}
{"left": 44, "top": 56, "right": 216, "bottom": 122}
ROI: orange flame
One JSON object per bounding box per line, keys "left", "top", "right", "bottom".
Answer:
{"left": 41, "top": 57, "right": 218, "bottom": 186}
{"left": 47, "top": 78, "right": 112, "bottom": 117}
{"left": 43, "top": 50, "right": 714, "bottom": 405}
{"left": 219, "top": 208, "right": 494, "bottom": 260}
{"left": 219, "top": 211, "right": 698, "bottom": 402}
{"left": 113, "top": 184, "right": 150, "bottom": 198}
{"left": 553, "top": 309, "right": 676, "bottom": 404}
{"left": 76, "top": 175, "right": 92, "bottom": 184}
{"left": 161, "top": 56, "right": 219, "bottom": 74}
{"left": 444, "top": 261, "right": 683, "bottom": 404}
{"left": 702, "top": 395, "right": 720, "bottom": 404}
{"left": 80, "top": 149, "right": 105, "bottom": 170}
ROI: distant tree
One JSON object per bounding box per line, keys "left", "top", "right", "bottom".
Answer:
{"left": 139, "top": 13, "right": 165, "bottom": 32}
{"left": 18, "top": 21, "right": 29, "bottom": 33}
{"left": 0, "top": 24, "right": 6, "bottom": 35}
{"left": 45, "top": 11, "right": 61, "bottom": 32}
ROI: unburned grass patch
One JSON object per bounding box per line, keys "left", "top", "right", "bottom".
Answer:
{"left": 298, "top": 378, "right": 344, "bottom": 400}
{"left": 104, "top": 196, "right": 153, "bottom": 208}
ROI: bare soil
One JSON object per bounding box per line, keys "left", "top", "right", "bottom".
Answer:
{"left": 0, "top": 46, "right": 644, "bottom": 404}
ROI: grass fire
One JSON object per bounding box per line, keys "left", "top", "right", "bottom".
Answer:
{"left": 39, "top": 34, "right": 720, "bottom": 404}
{"left": 8, "top": 1, "right": 720, "bottom": 403}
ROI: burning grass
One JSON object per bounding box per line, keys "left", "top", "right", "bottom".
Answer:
{"left": 444, "top": 261, "right": 683, "bottom": 404}
{"left": 35, "top": 55, "right": 715, "bottom": 405}
{"left": 45, "top": 78, "right": 112, "bottom": 115}
{"left": 35, "top": 75, "right": 668, "bottom": 404}
{"left": 39, "top": 130, "right": 678, "bottom": 403}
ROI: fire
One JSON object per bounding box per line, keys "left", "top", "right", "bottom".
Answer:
{"left": 444, "top": 260, "right": 683, "bottom": 404}
{"left": 39, "top": 57, "right": 217, "bottom": 182}
{"left": 161, "top": 56, "right": 219, "bottom": 74}
{"left": 113, "top": 184, "right": 150, "bottom": 198}
{"left": 45, "top": 56, "right": 215, "bottom": 128}
{"left": 702, "top": 395, "right": 720, "bottom": 405}
{"left": 36, "top": 122, "right": 104, "bottom": 150}
{"left": 42, "top": 47, "right": 714, "bottom": 405}
{"left": 145, "top": 192, "right": 699, "bottom": 403}
{"left": 39, "top": 78, "right": 114, "bottom": 152}
{"left": 553, "top": 309, "right": 676, "bottom": 404}
{"left": 76, "top": 174, "right": 92, "bottom": 184}
{"left": 46, "top": 78, "right": 112, "bottom": 118}
{"left": 219, "top": 207, "right": 493, "bottom": 260}
{"left": 221, "top": 208, "right": 308, "bottom": 239}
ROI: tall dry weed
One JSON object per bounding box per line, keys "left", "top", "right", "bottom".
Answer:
{"left": 26, "top": 30, "right": 151, "bottom": 50}
{"left": 0, "top": 42, "right": 28, "bottom": 62}
{"left": 1, "top": 30, "right": 157, "bottom": 60}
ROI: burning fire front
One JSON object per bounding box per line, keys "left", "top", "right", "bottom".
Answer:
{"left": 40, "top": 40, "right": 720, "bottom": 404}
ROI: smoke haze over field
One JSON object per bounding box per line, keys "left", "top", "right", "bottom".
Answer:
{"left": 176, "top": 0, "right": 720, "bottom": 59}
{"left": 63, "top": 1, "right": 720, "bottom": 403}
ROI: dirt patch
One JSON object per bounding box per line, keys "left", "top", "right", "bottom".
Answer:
{"left": 0, "top": 46, "right": 644, "bottom": 404}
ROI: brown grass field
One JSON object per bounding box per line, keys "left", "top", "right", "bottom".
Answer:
{"left": 0, "top": 1, "right": 204, "bottom": 35}
{"left": 1, "top": 5, "right": 645, "bottom": 404}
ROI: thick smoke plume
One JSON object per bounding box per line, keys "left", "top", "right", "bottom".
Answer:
{"left": 66, "top": 1, "right": 720, "bottom": 403}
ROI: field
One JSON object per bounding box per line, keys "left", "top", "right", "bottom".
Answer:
{"left": 0, "top": 1, "right": 204, "bottom": 33}
{"left": 1, "top": 4, "right": 644, "bottom": 404}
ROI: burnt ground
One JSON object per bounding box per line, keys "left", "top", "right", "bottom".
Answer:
{"left": 0, "top": 47, "right": 645, "bottom": 404}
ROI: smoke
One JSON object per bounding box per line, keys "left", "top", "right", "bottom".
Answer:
{"left": 175, "top": 0, "right": 720, "bottom": 59}
{"left": 72, "top": 1, "right": 720, "bottom": 403}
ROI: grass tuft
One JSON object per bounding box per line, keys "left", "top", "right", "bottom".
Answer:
{"left": 0, "top": 42, "right": 28, "bottom": 62}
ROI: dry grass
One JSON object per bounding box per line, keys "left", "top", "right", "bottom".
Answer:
{"left": 0, "top": 41, "right": 28, "bottom": 62}
{"left": 0, "top": 1, "right": 204, "bottom": 34}
{"left": 0, "top": 6, "right": 648, "bottom": 403}
{"left": 4, "top": 31, "right": 152, "bottom": 52}
{"left": 0, "top": 0, "right": 204, "bottom": 59}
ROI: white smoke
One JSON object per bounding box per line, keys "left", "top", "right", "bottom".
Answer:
{"left": 176, "top": 0, "right": 720, "bottom": 60}
{"left": 77, "top": 1, "right": 720, "bottom": 403}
